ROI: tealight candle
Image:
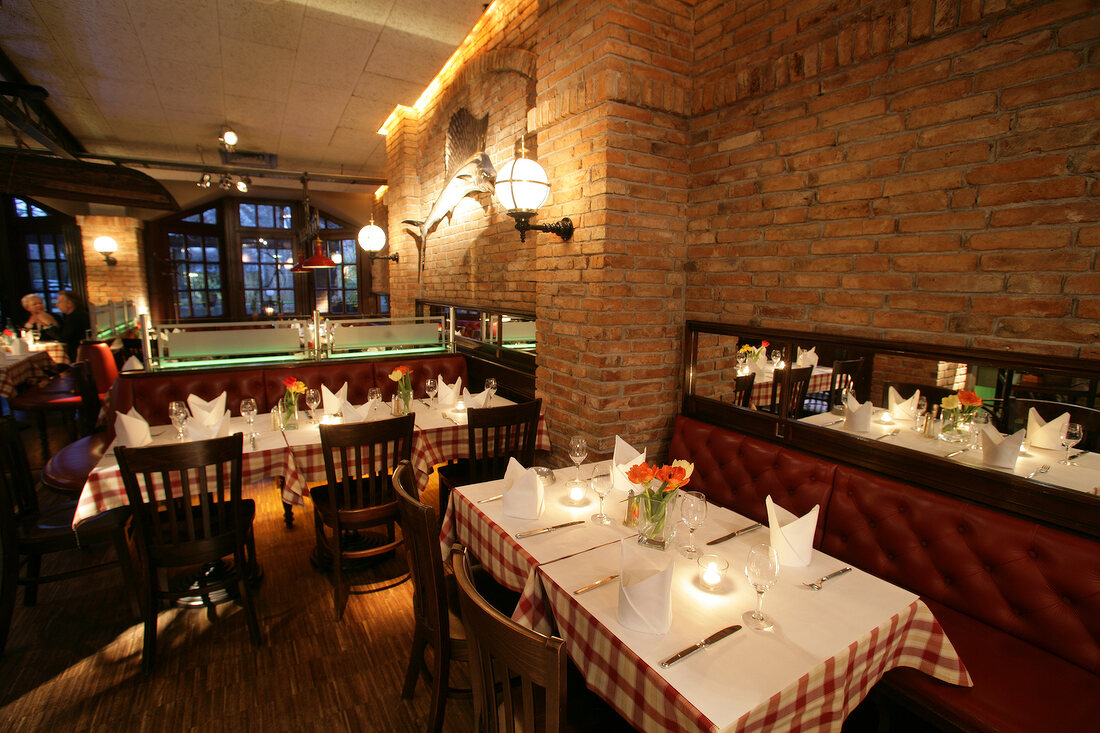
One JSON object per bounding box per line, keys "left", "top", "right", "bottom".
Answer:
{"left": 881, "top": 411, "right": 894, "bottom": 425}
{"left": 568, "top": 482, "right": 587, "bottom": 505}
{"left": 455, "top": 399, "right": 466, "bottom": 412}
{"left": 698, "top": 554, "right": 728, "bottom": 591}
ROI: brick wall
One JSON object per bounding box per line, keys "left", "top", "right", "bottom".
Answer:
{"left": 78, "top": 215, "right": 149, "bottom": 321}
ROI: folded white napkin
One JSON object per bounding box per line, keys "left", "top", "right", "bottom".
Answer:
{"left": 1027, "top": 408, "right": 1069, "bottom": 451}
{"left": 795, "top": 346, "right": 818, "bottom": 368}
{"left": 322, "top": 382, "right": 348, "bottom": 415}
{"left": 114, "top": 407, "right": 152, "bottom": 447}
{"left": 980, "top": 425, "right": 1026, "bottom": 469}
{"left": 617, "top": 539, "right": 674, "bottom": 635}
{"left": 340, "top": 401, "right": 366, "bottom": 423}
{"left": 121, "top": 355, "right": 143, "bottom": 372}
{"left": 888, "top": 386, "right": 920, "bottom": 420}
{"left": 462, "top": 387, "right": 490, "bottom": 409}
{"left": 767, "top": 495, "right": 819, "bottom": 567}
{"left": 437, "top": 375, "right": 462, "bottom": 407}
{"left": 748, "top": 353, "right": 769, "bottom": 375}
{"left": 612, "top": 435, "right": 647, "bottom": 493}
{"left": 844, "top": 394, "right": 874, "bottom": 432}
{"left": 501, "top": 457, "right": 543, "bottom": 519}
{"left": 187, "top": 392, "right": 227, "bottom": 427}
{"left": 186, "top": 410, "right": 231, "bottom": 441}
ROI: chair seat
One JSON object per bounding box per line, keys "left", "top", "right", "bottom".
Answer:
{"left": 17, "top": 503, "right": 128, "bottom": 552}
{"left": 436, "top": 458, "right": 509, "bottom": 488}
{"left": 42, "top": 432, "right": 113, "bottom": 494}
{"left": 11, "top": 389, "right": 83, "bottom": 410}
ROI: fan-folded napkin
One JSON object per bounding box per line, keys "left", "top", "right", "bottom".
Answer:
{"left": 346, "top": 397, "right": 380, "bottom": 423}
{"left": 617, "top": 539, "right": 674, "bottom": 635}
{"left": 748, "top": 353, "right": 769, "bottom": 375}
{"left": 322, "top": 383, "right": 349, "bottom": 415}
{"left": 888, "top": 386, "right": 920, "bottom": 420}
{"left": 796, "top": 346, "right": 818, "bottom": 368}
{"left": 462, "top": 387, "right": 491, "bottom": 409}
{"left": 187, "top": 392, "right": 227, "bottom": 426}
{"left": 186, "top": 410, "right": 230, "bottom": 441}
{"left": 844, "top": 394, "right": 874, "bottom": 432}
{"left": 766, "top": 495, "right": 818, "bottom": 567}
{"left": 1027, "top": 408, "right": 1069, "bottom": 451}
{"left": 114, "top": 408, "right": 152, "bottom": 447}
{"left": 612, "top": 435, "right": 647, "bottom": 493}
{"left": 979, "top": 425, "right": 1026, "bottom": 469}
{"left": 436, "top": 375, "right": 462, "bottom": 407}
{"left": 501, "top": 457, "right": 543, "bottom": 520}
{"left": 121, "top": 355, "right": 143, "bottom": 372}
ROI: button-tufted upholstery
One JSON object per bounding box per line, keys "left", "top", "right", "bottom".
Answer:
{"left": 669, "top": 416, "right": 835, "bottom": 544}
{"left": 112, "top": 368, "right": 268, "bottom": 425}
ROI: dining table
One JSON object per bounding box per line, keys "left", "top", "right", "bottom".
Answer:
{"left": 748, "top": 364, "right": 833, "bottom": 407}
{"left": 0, "top": 349, "right": 56, "bottom": 398}
{"left": 439, "top": 467, "right": 972, "bottom": 732}
{"left": 800, "top": 408, "right": 1100, "bottom": 496}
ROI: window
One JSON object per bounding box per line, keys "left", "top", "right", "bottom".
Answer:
{"left": 11, "top": 196, "right": 72, "bottom": 311}
{"left": 167, "top": 232, "right": 223, "bottom": 319}
{"left": 313, "top": 238, "right": 359, "bottom": 314}
{"left": 242, "top": 237, "right": 296, "bottom": 315}
{"left": 14, "top": 198, "right": 49, "bottom": 218}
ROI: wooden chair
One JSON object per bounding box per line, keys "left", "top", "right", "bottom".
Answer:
{"left": 314, "top": 414, "right": 415, "bottom": 620}
{"left": 115, "top": 433, "right": 261, "bottom": 673}
{"left": 769, "top": 366, "right": 813, "bottom": 419}
{"left": 804, "top": 358, "right": 863, "bottom": 414}
{"left": 452, "top": 544, "right": 567, "bottom": 733}
{"left": 435, "top": 399, "right": 542, "bottom": 520}
{"left": 393, "top": 460, "right": 468, "bottom": 732}
{"left": 0, "top": 416, "right": 135, "bottom": 655}
{"left": 730, "top": 373, "right": 755, "bottom": 408}
{"left": 1004, "top": 398, "right": 1100, "bottom": 452}
{"left": 10, "top": 360, "right": 100, "bottom": 460}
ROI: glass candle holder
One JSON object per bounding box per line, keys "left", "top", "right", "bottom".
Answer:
{"left": 567, "top": 481, "right": 587, "bottom": 505}
{"left": 698, "top": 554, "right": 728, "bottom": 591}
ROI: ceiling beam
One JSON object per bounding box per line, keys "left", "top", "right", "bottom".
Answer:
{"left": 0, "top": 48, "right": 84, "bottom": 158}
{"left": 0, "top": 151, "right": 178, "bottom": 210}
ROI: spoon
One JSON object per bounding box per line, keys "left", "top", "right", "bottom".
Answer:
{"left": 875, "top": 429, "right": 899, "bottom": 441}
{"left": 803, "top": 566, "right": 852, "bottom": 590}
{"left": 1026, "top": 464, "right": 1050, "bottom": 479}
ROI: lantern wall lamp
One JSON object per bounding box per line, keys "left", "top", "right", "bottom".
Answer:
{"left": 358, "top": 216, "right": 398, "bottom": 262}
{"left": 496, "top": 143, "right": 573, "bottom": 243}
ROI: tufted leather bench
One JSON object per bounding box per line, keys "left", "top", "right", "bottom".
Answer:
{"left": 669, "top": 414, "right": 1100, "bottom": 731}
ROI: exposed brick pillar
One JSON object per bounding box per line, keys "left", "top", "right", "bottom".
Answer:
{"left": 78, "top": 214, "right": 149, "bottom": 319}
{"left": 383, "top": 108, "right": 421, "bottom": 317}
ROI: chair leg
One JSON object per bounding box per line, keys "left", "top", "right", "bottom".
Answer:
{"left": 402, "top": 629, "right": 427, "bottom": 698}
{"left": 109, "top": 527, "right": 141, "bottom": 618}
{"left": 141, "top": 574, "right": 158, "bottom": 675}
{"left": 33, "top": 412, "right": 50, "bottom": 461}
{"left": 428, "top": 642, "right": 450, "bottom": 733}
{"left": 333, "top": 533, "right": 347, "bottom": 621}
{"left": 0, "top": 541, "right": 17, "bottom": 655}
{"left": 235, "top": 549, "right": 262, "bottom": 646}
{"left": 23, "top": 553, "right": 41, "bottom": 606}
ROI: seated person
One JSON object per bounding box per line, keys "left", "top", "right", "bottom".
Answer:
{"left": 21, "top": 293, "right": 58, "bottom": 332}
{"left": 43, "top": 291, "right": 90, "bottom": 362}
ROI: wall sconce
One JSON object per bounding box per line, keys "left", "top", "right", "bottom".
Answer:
{"left": 358, "top": 216, "right": 398, "bottom": 262}
{"left": 93, "top": 236, "right": 118, "bottom": 266}
{"left": 496, "top": 145, "right": 573, "bottom": 243}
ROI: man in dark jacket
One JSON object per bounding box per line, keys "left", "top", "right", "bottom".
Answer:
{"left": 44, "top": 290, "right": 91, "bottom": 362}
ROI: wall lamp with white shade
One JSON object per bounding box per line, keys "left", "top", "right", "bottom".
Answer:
{"left": 358, "top": 216, "right": 398, "bottom": 262}
{"left": 496, "top": 145, "right": 573, "bottom": 243}
{"left": 93, "top": 236, "right": 118, "bottom": 266}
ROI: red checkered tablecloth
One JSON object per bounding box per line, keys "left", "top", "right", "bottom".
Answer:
{"left": 31, "top": 341, "right": 68, "bottom": 364}
{"left": 0, "top": 350, "right": 54, "bottom": 398}
{"left": 750, "top": 366, "right": 833, "bottom": 407}
{"left": 412, "top": 415, "right": 551, "bottom": 484}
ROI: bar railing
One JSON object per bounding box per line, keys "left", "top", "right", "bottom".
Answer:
{"left": 91, "top": 299, "right": 138, "bottom": 340}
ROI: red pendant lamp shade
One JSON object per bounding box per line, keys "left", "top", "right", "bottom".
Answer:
{"left": 300, "top": 237, "right": 336, "bottom": 269}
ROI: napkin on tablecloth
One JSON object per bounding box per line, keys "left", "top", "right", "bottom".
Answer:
{"left": 612, "top": 435, "right": 647, "bottom": 493}
{"left": 748, "top": 353, "right": 769, "bottom": 375}
{"left": 844, "top": 394, "right": 874, "bottom": 432}
{"left": 437, "top": 375, "right": 462, "bottom": 407}
{"left": 617, "top": 539, "right": 674, "bottom": 635}
{"left": 340, "top": 401, "right": 367, "bottom": 423}
{"left": 187, "top": 392, "right": 227, "bottom": 426}
{"left": 980, "top": 425, "right": 1026, "bottom": 469}
{"left": 766, "top": 495, "right": 819, "bottom": 567}
{"left": 186, "top": 410, "right": 231, "bottom": 441}
{"left": 888, "top": 386, "right": 920, "bottom": 420}
{"left": 796, "top": 346, "right": 818, "bottom": 368}
{"left": 501, "top": 457, "right": 543, "bottom": 520}
{"left": 462, "top": 387, "right": 491, "bottom": 409}
{"left": 114, "top": 407, "right": 152, "bottom": 447}
{"left": 322, "top": 382, "right": 349, "bottom": 415}
{"left": 121, "top": 355, "right": 143, "bottom": 372}
{"left": 1027, "top": 408, "right": 1069, "bottom": 451}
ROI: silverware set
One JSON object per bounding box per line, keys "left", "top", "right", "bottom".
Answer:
{"left": 1026, "top": 464, "right": 1050, "bottom": 479}
{"left": 706, "top": 522, "right": 763, "bottom": 546}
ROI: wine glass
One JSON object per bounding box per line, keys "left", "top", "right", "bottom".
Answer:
{"left": 736, "top": 352, "right": 748, "bottom": 374}
{"left": 240, "top": 397, "right": 257, "bottom": 436}
{"left": 169, "top": 400, "right": 188, "bottom": 441}
{"left": 590, "top": 471, "right": 613, "bottom": 525}
{"left": 678, "top": 490, "right": 707, "bottom": 559}
{"left": 770, "top": 348, "right": 783, "bottom": 367}
{"left": 305, "top": 388, "right": 322, "bottom": 424}
{"left": 368, "top": 387, "right": 383, "bottom": 409}
{"left": 911, "top": 396, "right": 928, "bottom": 431}
{"left": 484, "top": 377, "right": 497, "bottom": 407}
{"left": 425, "top": 377, "right": 438, "bottom": 409}
{"left": 970, "top": 411, "right": 990, "bottom": 450}
{"left": 743, "top": 543, "right": 780, "bottom": 631}
{"left": 568, "top": 436, "right": 587, "bottom": 490}
{"left": 1060, "top": 423, "right": 1083, "bottom": 465}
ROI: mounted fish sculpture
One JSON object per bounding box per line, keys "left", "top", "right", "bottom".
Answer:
{"left": 403, "top": 108, "right": 496, "bottom": 280}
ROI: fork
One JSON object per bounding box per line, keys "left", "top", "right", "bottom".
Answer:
{"left": 803, "top": 567, "right": 852, "bottom": 590}
{"left": 1026, "top": 464, "right": 1051, "bottom": 479}
{"left": 875, "top": 429, "right": 900, "bottom": 441}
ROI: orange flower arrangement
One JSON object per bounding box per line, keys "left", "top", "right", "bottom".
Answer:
{"left": 627, "top": 460, "right": 695, "bottom": 544}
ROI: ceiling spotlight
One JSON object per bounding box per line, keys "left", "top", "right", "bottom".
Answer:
{"left": 236, "top": 175, "right": 251, "bottom": 193}
{"left": 218, "top": 174, "right": 233, "bottom": 190}
{"left": 197, "top": 172, "right": 212, "bottom": 189}
{"left": 220, "top": 129, "right": 238, "bottom": 150}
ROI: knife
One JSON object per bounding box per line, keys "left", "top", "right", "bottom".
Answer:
{"left": 1068, "top": 450, "right": 1087, "bottom": 461}
{"left": 573, "top": 574, "right": 619, "bottom": 595}
{"left": 516, "top": 520, "right": 584, "bottom": 538}
{"left": 659, "top": 624, "right": 742, "bottom": 668}
{"left": 821, "top": 418, "right": 844, "bottom": 427}
{"left": 945, "top": 447, "right": 969, "bottom": 458}
{"left": 478, "top": 493, "right": 503, "bottom": 504}
{"left": 706, "top": 522, "right": 763, "bottom": 546}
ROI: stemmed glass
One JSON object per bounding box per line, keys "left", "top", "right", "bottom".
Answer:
{"left": 1060, "top": 423, "right": 1083, "bottom": 465}
{"left": 678, "top": 490, "right": 707, "bottom": 558}
{"left": 568, "top": 436, "right": 587, "bottom": 490}
{"left": 240, "top": 397, "right": 257, "bottom": 437}
{"left": 484, "top": 377, "right": 497, "bottom": 407}
{"left": 770, "top": 349, "right": 783, "bottom": 367}
{"left": 169, "top": 401, "right": 188, "bottom": 442}
{"left": 590, "top": 471, "right": 613, "bottom": 525}
{"left": 911, "top": 396, "right": 928, "bottom": 431}
{"left": 368, "top": 387, "right": 383, "bottom": 410}
{"left": 743, "top": 543, "right": 780, "bottom": 631}
{"left": 305, "top": 388, "right": 321, "bottom": 424}
{"left": 425, "top": 378, "right": 438, "bottom": 409}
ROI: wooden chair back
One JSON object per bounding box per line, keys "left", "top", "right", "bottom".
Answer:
{"left": 731, "top": 373, "right": 755, "bottom": 408}
{"left": 393, "top": 461, "right": 448, "bottom": 647}
{"left": 770, "top": 366, "right": 813, "bottom": 419}
{"left": 828, "top": 358, "right": 864, "bottom": 406}
{"left": 0, "top": 417, "right": 39, "bottom": 518}
{"left": 75, "top": 341, "right": 119, "bottom": 394}
{"left": 70, "top": 361, "right": 101, "bottom": 437}
{"left": 1005, "top": 398, "right": 1100, "bottom": 451}
{"left": 318, "top": 414, "right": 415, "bottom": 523}
{"left": 452, "top": 544, "right": 566, "bottom": 733}
{"left": 464, "top": 399, "right": 542, "bottom": 484}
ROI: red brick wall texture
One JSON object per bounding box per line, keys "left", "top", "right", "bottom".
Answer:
{"left": 386, "top": 0, "right": 1100, "bottom": 461}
